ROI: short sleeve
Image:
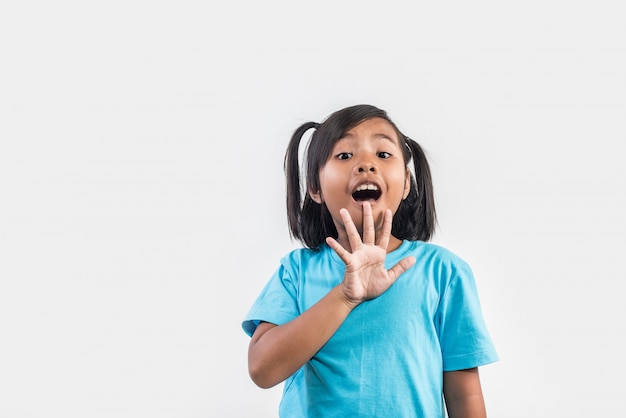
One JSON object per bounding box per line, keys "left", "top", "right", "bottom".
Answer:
{"left": 437, "top": 261, "right": 499, "bottom": 371}
{"left": 242, "top": 263, "right": 300, "bottom": 337}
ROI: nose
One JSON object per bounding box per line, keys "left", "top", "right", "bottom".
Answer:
{"left": 356, "top": 161, "right": 376, "bottom": 173}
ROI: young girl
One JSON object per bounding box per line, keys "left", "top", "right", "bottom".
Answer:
{"left": 242, "top": 104, "right": 498, "bottom": 417}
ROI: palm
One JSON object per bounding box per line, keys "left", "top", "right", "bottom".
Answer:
{"left": 326, "top": 202, "right": 415, "bottom": 304}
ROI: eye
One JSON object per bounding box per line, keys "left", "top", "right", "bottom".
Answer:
{"left": 377, "top": 151, "right": 391, "bottom": 159}
{"left": 336, "top": 152, "right": 352, "bottom": 160}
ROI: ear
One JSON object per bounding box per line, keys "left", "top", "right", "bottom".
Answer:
{"left": 402, "top": 169, "right": 411, "bottom": 200}
{"left": 309, "top": 189, "right": 323, "bottom": 204}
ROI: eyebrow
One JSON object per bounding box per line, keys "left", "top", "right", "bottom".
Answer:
{"left": 339, "top": 132, "right": 395, "bottom": 142}
{"left": 340, "top": 132, "right": 398, "bottom": 144}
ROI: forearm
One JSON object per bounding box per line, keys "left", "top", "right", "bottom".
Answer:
{"left": 248, "top": 285, "right": 356, "bottom": 388}
{"left": 445, "top": 393, "right": 486, "bottom": 418}
{"left": 443, "top": 368, "right": 487, "bottom": 418}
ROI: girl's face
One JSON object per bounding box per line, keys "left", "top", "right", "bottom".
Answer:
{"left": 309, "top": 117, "right": 411, "bottom": 250}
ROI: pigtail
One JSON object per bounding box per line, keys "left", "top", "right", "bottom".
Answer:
{"left": 407, "top": 137, "right": 437, "bottom": 241}
{"left": 284, "top": 122, "right": 319, "bottom": 241}
{"left": 393, "top": 137, "right": 437, "bottom": 242}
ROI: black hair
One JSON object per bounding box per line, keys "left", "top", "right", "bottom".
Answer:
{"left": 284, "top": 104, "right": 436, "bottom": 250}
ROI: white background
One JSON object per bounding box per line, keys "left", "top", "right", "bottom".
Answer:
{"left": 1, "top": 1, "right": 625, "bottom": 417}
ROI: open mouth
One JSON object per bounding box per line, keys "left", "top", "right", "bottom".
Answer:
{"left": 352, "top": 184, "right": 382, "bottom": 202}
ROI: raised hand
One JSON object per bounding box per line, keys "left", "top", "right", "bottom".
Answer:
{"left": 325, "top": 202, "right": 416, "bottom": 307}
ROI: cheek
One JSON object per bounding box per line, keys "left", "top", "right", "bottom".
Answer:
{"left": 319, "top": 164, "right": 338, "bottom": 182}
{"left": 318, "top": 167, "right": 342, "bottom": 195}
{"left": 391, "top": 171, "right": 409, "bottom": 196}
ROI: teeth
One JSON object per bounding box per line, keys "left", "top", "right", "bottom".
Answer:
{"left": 355, "top": 184, "right": 378, "bottom": 192}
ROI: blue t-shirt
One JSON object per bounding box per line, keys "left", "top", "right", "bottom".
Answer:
{"left": 242, "top": 240, "right": 498, "bottom": 418}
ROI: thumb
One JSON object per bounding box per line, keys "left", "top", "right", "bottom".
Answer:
{"left": 387, "top": 256, "right": 416, "bottom": 282}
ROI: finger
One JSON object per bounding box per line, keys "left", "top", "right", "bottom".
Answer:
{"left": 387, "top": 256, "right": 416, "bottom": 282}
{"left": 326, "top": 237, "right": 352, "bottom": 264}
{"left": 362, "top": 202, "right": 375, "bottom": 245}
{"left": 376, "top": 209, "right": 393, "bottom": 249}
{"left": 340, "top": 208, "right": 363, "bottom": 251}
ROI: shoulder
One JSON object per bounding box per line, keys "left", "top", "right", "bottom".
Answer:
{"left": 398, "top": 240, "right": 475, "bottom": 291}
{"left": 278, "top": 244, "right": 339, "bottom": 272}
{"left": 280, "top": 245, "right": 327, "bottom": 264}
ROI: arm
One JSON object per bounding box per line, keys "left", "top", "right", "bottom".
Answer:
{"left": 248, "top": 286, "right": 355, "bottom": 388}
{"left": 443, "top": 368, "right": 487, "bottom": 418}
{"left": 248, "top": 203, "right": 415, "bottom": 388}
